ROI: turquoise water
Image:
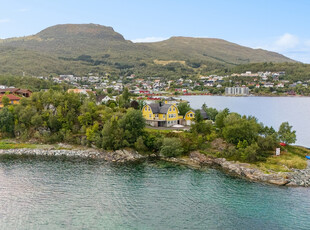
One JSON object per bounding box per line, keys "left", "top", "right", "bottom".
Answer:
{"left": 181, "top": 96, "right": 310, "bottom": 147}
{"left": 1, "top": 158, "right": 310, "bottom": 229}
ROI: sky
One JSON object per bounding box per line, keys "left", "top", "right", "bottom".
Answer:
{"left": 1, "top": 0, "right": 310, "bottom": 63}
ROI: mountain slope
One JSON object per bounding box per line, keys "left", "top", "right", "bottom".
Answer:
{"left": 144, "top": 36, "right": 292, "bottom": 64}
{"left": 0, "top": 24, "right": 295, "bottom": 76}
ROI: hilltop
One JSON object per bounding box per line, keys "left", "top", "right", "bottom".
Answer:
{"left": 0, "top": 23, "right": 295, "bottom": 77}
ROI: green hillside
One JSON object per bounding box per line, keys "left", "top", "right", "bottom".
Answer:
{"left": 0, "top": 23, "right": 296, "bottom": 77}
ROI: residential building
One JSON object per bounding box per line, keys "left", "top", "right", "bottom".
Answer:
{"left": 225, "top": 87, "right": 249, "bottom": 96}
{"left": 142, "top": 103, "right": 182, "bottom": 127}
{"left": 184, "top": 109, "right": 209, "bottom": 126}
{"left": 0, "top": 94, "right": 21, "bottom": 108}
{"left": 0, "top": 88, "right": 32, "bottom": 97}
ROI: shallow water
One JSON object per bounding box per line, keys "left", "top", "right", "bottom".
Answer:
{"left": 181, "top": 95, "right": 310, "bottom": 147}
{"left": 0, "top": 158, "right": 309, "bottom": 229}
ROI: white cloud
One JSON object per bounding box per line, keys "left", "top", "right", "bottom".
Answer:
{"left": 0, "top": 19, "right": 10, "bottom": 23}
{"left": 274, "top": 33, "right": 299, "bottom": 51}
{"left": 131, "top": 37, "right": 167, "bottom": 43}
{"left": 243, "top": 33, "right": 310, "bottom": 63}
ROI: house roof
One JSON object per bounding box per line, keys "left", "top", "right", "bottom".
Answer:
{"left": 0, "top": 88, "right": 19, "bottom": 94}
{"left": 0, "top": 94, "right": 21, "bottom": 101}
{"left": 96, "top": 95, "right": 106, "bottom": 102}
{"left": 148, "top": 103, "right": 174, "bottom": 114}
{"left": 199, "top": 109, "right": 209, "bottom": 119}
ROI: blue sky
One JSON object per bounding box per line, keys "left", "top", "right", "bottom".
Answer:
{"left": 1, "top": 0, "right": 310, "bottom": 63}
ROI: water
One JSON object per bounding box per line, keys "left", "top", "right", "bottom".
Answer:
{"left": 1, "top": 158, "right": 310, "bottom": 230}
{"left": 181, "top": 95, "right": 310, "bottom": 147}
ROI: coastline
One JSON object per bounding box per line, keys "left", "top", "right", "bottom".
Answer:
{"left": 165, "top": 151, "right": 310, "bottom": 187}
{"left": 1, "top": 147, "right": 310, "bottom": 187}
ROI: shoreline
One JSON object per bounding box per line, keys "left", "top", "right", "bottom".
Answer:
{"left": 165, "top": 152, "right": 310, "bottom": 187}
{"left": 1, "top": 147, "right": 310, "bottom": 187}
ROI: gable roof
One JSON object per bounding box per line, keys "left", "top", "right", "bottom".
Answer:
{"left": 0, "top": 88, "right": 19, "bottom": 94}
{"left": 0, "top": 94, "right": 21, "bottom": 101}
{"left": 148, "top": 103, "right": 176, "bottom": 114}
{"left": 199, "top": 109, "right": 209, "bottom": 119}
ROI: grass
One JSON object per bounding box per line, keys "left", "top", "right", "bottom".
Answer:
{"left": 0, "top": 139, "right": 37, "bottom": 149}
{"left": 145, "top": 128, "right": 174, "bottom": 134}
{"left": 256, "top": 146, "right": 309, "bottom": 172}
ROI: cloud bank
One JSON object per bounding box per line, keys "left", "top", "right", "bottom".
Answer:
{"left": 253, "top": 33, "right": 310, "bottom": 63}
{"left": 131, "top": 37, "right": 167, "bottom": 43}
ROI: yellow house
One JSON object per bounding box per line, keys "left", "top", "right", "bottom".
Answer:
{"left": 184, "top": 109, "right": 209, "bottom": 126}
{"left": 0, "top": 94, "right": 21, "bottom": 108}
{"left": 142, "top": 103, "right": 181, "bottom": 127}
{"left": 184, "top": 110, "right": 195, "bottom": 126}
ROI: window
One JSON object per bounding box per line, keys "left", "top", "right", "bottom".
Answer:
{"left": 173, "top": 107, "right": 175, "bottom": 111}
{"left": 169, "top": 108, "right": 172, "bottom": 112}
{"left": 149, "top": 114, "right": 152, "bottom": 118}
{"left": 163, "top": 115, "right": 165, "bottom": 118}
{"left": 148, "top": 107, "right": 150, "bottom": 111}
{"left": 190, "top": 114, "right": 193, "bottom": 117}
{"left": 145, "top": 107, "right": 147, "bottom": 111}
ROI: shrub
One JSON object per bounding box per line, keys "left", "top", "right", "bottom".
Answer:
{"left": 160, "top": 138, "right": 184, "bottom": 157}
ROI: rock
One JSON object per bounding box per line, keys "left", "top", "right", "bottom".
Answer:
{"left": 0, "top": 148, "right": 144, "bottom": 163}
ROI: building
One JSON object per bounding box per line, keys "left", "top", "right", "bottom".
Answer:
{"left": 225, "top": 87, "right": 249, "bottom": 96}
{"left": 0, "top": 88, "right": 32, "bottom": 97}
{"left": 0, "top": 94, "right": 21, "bottom": 108}
{"left": 96, "top": 95, "right": 114, "bottom": 105}
{"left": 142, "top": 103, "right": 182, "bottom": 127}
{"left": 67, "top": 89, "right": 95, "bottom": 95}
{"left": 184, "top": 109, "right": 209, "bottom": 126}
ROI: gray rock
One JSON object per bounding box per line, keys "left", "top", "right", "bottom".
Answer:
{"left": 0, "top": 148, "right": 144, "bottom": 163}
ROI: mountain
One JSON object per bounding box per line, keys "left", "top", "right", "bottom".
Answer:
{"left": 0, "top": 23, "right": 295, "bottom": 77}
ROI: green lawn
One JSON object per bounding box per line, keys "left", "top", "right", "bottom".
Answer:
{"left": 0, "top": 140, "right": 37, "bottom": 149}
{"left": 255, "top": 146, "right": 309, "bottom": 172}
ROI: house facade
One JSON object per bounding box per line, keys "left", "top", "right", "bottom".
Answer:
{"left": 142, "top": 103, "right": 182, "bottom": 127}
{"left": 184, "top": 109, "right": 209, "bottom": 126}
{"left": 0, "top": 94, "right": 21, "bottom": 108}
{"left": 184, "top": 110, "right": 195, "bottom": 126}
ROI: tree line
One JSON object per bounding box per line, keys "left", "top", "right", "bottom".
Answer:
{"left": 0, "top": 91, "right": 296, "bottom": 163}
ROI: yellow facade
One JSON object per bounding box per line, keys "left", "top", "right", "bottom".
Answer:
{"left": 142, "top": 104, "right": 154, "bottom": 120}
{"left": 184, "top": 110, "right": 195, "bottom": 121}
{"left": 0, "top": 100, "right": 20, "bottom": 108}
{"left": 142, "top": 104, "right": 180, "bottom": 127}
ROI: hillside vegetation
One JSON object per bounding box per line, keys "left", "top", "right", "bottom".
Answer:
{"left": 0, "top": 23, "right": 296, "bottom": 77}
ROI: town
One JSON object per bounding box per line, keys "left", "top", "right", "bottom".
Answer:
{"left": 32, "top": 70, "right": 310, "bottom": 97}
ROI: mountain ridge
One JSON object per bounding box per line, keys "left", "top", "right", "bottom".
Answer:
{"left": 0, "top": 23, "right": 296, "bottom": 76}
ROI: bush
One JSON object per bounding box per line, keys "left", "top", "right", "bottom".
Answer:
{"left": 160, "top": 138, "right": 184, "bottom": 157}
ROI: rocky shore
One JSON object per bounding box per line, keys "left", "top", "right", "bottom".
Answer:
{"left": 1, "top": 148, "right": 310, "bottom": 187}
{"left": 166, "top": 151, "right": 310, "bottom": 187}
{"left": 0, "top": 148, "right": 144, "bottom": 163}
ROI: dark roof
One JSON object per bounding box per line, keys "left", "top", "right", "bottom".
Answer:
{"left": 96, "top": 95, "right": 106, "bottom": 102}
{"left": 148, "top": 103, "right": 174, "bottom": 114}
{"left": 199, "top": 109, "right": 209, "bottom": 119}
{"left": 149, "top": 103, "right": 160, "bottom": 113}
